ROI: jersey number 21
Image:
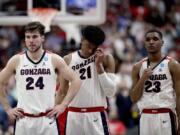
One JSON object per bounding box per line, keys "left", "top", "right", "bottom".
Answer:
{"left": 79, "top": 66, "right": 91, "bottom": 80}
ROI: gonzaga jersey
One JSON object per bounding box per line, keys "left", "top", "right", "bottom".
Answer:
{"left": 68, "top": 51, "right": 107, "bottom": 108}
{"left": 15, "top": 51, "right": 57, "bottom": 113}
{"left": 137, "top": 56, "right": 176, "bottom": 112}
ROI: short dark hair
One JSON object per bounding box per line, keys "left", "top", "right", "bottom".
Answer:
{"left": 81, "top": 25, "right": 105, "bottom": 46}
{"left": 24, "top": 21, "right": 45, "bottom": 35}
{"left": 145, "top": 29, "right": 163, "bottom": 39}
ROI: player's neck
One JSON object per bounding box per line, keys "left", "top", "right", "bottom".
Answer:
{"left": 27, "top": 48, "right": 44, "bottom": 62}
{"left": 148, "top": 53, "right": 164, "bottom": 63}
{"left": 79, "top": 50, "right": 91, "bottom": 58}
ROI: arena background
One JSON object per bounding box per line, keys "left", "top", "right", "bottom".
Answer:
{"left": 0, "top": 0, "right": 179, "bottom": 134}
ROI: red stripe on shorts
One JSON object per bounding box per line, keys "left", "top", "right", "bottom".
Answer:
{"left": 68, "top": 106, "right": 105, "bottom": 113}
{"left": 142, "top": 108, "right": 172, "bottom": 114}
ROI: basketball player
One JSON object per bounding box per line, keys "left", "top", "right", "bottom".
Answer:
{"left": 56, "top": 25, "right": 117, "bottom": 135}
{"left": 130, "top": 29, "right": 180, "bottom": 135}
{"left": 0, "top": 21, "right": 81, "bottom": 135}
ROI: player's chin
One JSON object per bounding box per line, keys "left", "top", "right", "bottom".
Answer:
{"left": 147, "top": 48, "right": 157, "bottom": 53}
{"left": 28, "top": 49, "right": 36, "bottom": 53}
{"left": 148, "top": 50, "right": 158, "bottom": 54}
{"left": 28, "top": 47, "right": 39, "bottom": 53}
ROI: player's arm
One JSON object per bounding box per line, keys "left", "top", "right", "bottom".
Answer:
{"left": 130, "top": 62, "right": 152, "bottom": 103}
{"left": 0, "top": 55, "right": 24, "bottom": 120}
{"left": 48, "top": 54, "right": 81, "bottom": 117}
{"left": 169, "top": 60, "right": 180, "bottom": 134}
{"left": 0, "top": 55, "right": 18, "bottom": 111}
{"left": 55, "top": 54, "right": 71, "bottom": 105}
{"left": 95, "top": 48, "right": 117, "bottom": 97}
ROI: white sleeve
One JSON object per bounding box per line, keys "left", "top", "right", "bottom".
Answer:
{"left": 98, "top": 72, "right": 118, "bottom": 97}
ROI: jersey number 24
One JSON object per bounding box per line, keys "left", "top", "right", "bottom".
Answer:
{"left": 26, "top": 77, "right": 45, "bottom": 90}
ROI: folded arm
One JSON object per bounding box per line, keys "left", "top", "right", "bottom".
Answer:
{"left": 95, "top": 51, "right": 117, "bottom": 97}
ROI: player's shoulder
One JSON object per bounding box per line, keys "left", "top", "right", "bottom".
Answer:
{"left": 104, "top": 52, "right": 113, "bottom": 57}
{"left": 6, "top": 52, "right": 23, "bottom": 69}
{"left": 63, "top": 53, "right": 73, "bottom": 65}
{"left": 134, "top": 57, "right": 147, "bottom": 68}
{"left": 46, "top": 51, "right": 64, "bottom": 66}
{"left": 9, "top": 52, "right": 24, "bottom": 62}
{"left": 166, "top": 56, "right": 177, "bottom": 62}
{"left": 49, "top": 53, "right": 65, "bottom": 70}
{"left": 45, "top": 50, "right": 53, "bottom": 54}
{"left": 132, "top": 57, "right": 147, "bottom": 73}
{"left": 103, "top": 53, "right": 114, "bottom": 63}
{"left": 167, "top": 56, "right": 180, "bottom": 68}
{"left": 166, "top": 56, "right": 180, "bottom": 76}
{"left": 45, "top": 50, "right": 60, "bottom": 58}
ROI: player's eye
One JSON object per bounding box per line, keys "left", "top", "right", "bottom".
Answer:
{"left": 145, "top": 38, "right": 150, "bottom": 42}
{"left": 25, "top": 35, "right": 30, "bottom": 39}
{"left": 153, "top": 37, "right": 159, "bottom": 41}
{"left": 32, "top": 35, "right": 39, "bottom": 39}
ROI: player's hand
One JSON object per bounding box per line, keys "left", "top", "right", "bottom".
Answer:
{"left": 141, "top": 68, "right": 153, "bottom": 81}
{"left": 95, "top": 48, "right": 104, "bottom": 66}
{"left": 6, "top": 108, "right": 24, "bottom": 122}
{"left": 46, "top": 104, "right": 66, "bottom": 118}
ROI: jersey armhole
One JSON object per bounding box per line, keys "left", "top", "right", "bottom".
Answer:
{"left": 167, "top": 57, "right": 175, "bottom": 78}
{"left": 14, "top": 54, "right": 23, "bottom": 75}
{"left": 137, "top": 60, "right": 144, "bottom": 79}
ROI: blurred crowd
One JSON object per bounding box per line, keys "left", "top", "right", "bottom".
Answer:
{"left": 0, "top": 0, "right": 180, "bottom": 135}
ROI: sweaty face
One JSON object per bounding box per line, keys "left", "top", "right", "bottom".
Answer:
{"left": 25, "top": 31, "right": 44, "bottom": 53}
{"left": 145, "top": 32, "right": 163, "bottom": 54}
{"left": 81, "top": 39, "right": 98, "bottom": 57}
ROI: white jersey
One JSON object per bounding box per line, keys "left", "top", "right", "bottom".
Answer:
{"left": 137, "top": 56, "right": 176, "bottom": 112}
{"left": 15, "top": 51, "right": 57, "bottom": 114}
{"left": 68, "top": 51, "right": 107, "bottom": 108}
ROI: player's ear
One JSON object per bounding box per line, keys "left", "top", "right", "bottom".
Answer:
{"left": 42, "top": 35, "right": 45, "bottom": 42}
{"left": 162, "top": 40, "right": 164, "bottom": 46}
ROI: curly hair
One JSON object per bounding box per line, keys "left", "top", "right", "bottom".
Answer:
{"left": 81, "top": 25, "right": 105, "bottom": 46}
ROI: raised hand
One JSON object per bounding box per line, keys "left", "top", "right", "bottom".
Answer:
{"left": 141, "top": 68, "right": 153, "bottom": 81}
{"left": 95, "top": 48, "right": 104, "bottom": 66}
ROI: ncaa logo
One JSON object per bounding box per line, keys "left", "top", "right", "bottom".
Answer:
{"left": 160, "top": 63, "right": 164, "bottom": 67}
{"left": 44, "top": 56, "right": 48, "bottom": 61}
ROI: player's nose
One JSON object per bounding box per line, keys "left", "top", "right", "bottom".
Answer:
{"left": 149, "top": 39, "right": 155, "bottom": 44}
{"left": 28, "top": 38, "right": 34, "bottom": 43}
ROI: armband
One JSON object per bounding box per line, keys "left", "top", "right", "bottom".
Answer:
{"left": 98, "top": 72, "right": 117, "bottom": 97}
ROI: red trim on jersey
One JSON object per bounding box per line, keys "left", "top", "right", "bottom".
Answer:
{"left": 20, "top": 110, "right": 51, "bottom": 117}
{"left": 142, "top": 108, "right": 172, "bottom": 114}
{"left": 68, "top": 107, "right": 105, "bottom": 113}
